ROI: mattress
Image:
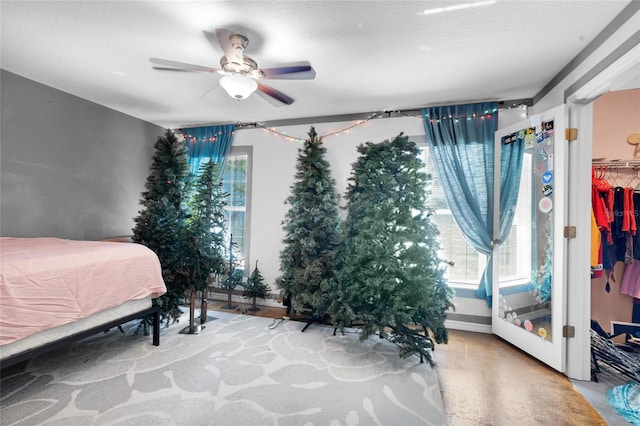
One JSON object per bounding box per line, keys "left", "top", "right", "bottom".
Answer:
{"left": 0, "top": 237, "right": 167, "bottom": 347}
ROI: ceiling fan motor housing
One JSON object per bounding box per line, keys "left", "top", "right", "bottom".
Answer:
{"left": 229, "top": 33, "right": 249, "bottom": 51}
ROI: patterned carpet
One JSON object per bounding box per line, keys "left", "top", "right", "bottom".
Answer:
{"left": 607, "top": 381, "right": 640, "bottom": 425}
{"left": 0, "top": 311, "right": 444, "bottom": 425}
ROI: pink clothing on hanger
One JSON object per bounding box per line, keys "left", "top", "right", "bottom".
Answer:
{"left": 620, "top": 260, "right": 640, "bottom": 298}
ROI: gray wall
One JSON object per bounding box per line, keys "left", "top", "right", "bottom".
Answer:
{"left": 1, "top": 70, "right": 164, "bottom": 240}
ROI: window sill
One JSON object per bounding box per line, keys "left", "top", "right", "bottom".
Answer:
{"left": 447, "top": 279, "right": 532, "bottom": 299}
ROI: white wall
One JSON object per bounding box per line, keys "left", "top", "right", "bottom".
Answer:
{"left": 233, "top": 116, "right": 424, "bottom": 288}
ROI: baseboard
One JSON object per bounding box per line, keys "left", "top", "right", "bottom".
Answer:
{"left": 445, "top": 319, "right": 493, "bottom": 334}
{"left": 205, "top": 291, "right": 283, "bottom": 309}
{"left": 204, "top": 292, "right": 494, "bottom": 334}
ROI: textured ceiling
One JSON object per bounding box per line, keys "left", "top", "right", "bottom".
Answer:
{"left": 0, "top": 1, "right": 632, "bottom": 129}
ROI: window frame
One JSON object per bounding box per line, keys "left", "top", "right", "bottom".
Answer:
{"left": 414, "top": 137, "right": 531, "bottom": 289}
{"left": 221, "top": 146, "right": 252, "bottom": 276}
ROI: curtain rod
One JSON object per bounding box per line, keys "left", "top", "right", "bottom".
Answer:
{"left": 179, "top": 98, "right": 532, "bottom": 131}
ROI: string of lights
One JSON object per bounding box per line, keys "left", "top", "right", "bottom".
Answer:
{"left": 255, "top": 107, "right": 498, "bottom": 143}
{"left": 258, "top": 111, "right": 387, "bottom": 143}
{"left": 182, "top": 134, "right": 221, "bottom": 143}
{"left": 181, "top": 129, "right": 234, "bottom": 144}
{"left": 180, "top": 104, "right": 518, "bottom": 144}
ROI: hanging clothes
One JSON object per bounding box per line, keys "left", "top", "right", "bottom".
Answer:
{"left": 592, "top": 167, "right": 615, "bottom": 283}
{"left": 609, "top": 186, "right": 639, "bottom": 264}
{"left": 591, "top": 165, "right": 640, "bottom": 286}
{"left": 592, "top": 168, "right": 614, "bottom": 241}
{"left": 620, "top": 260, "right": 640, "bottom": 298}
{"left": 620, "top": 188, "right": 640, "bottom": 300}
{"left": 591, "top": 209, "right": 602, "bottom": 273}
{"left": 633, "top": 192, "right": 640, "bottom": 259}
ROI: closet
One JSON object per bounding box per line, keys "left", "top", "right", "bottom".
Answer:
{"left": 591, "top": 160, "right": 640, "bottom": 326}
{"left": 590, "top": 89, "right": 640, "bottom": 357}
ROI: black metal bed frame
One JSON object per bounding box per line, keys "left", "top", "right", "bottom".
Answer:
{"left": 0, "top": 305, "right": 160, "bottom": 370}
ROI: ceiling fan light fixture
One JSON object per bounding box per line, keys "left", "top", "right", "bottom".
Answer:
{"left": 219, "top": 74, "right": 258, "bottom": 100}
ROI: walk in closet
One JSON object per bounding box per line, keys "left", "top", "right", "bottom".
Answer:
{"left": 589, "top": 89, "right": 640, "bottom": 383}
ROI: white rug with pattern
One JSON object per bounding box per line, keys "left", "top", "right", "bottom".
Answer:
{"left": 0, "top": 311, "right": 445, "bottom": 425}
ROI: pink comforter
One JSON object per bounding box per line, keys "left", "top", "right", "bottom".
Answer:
{"left": 0, "top": 237, "right": 167, "bottom": 346}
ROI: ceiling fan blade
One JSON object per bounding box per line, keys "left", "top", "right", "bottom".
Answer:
{"left": 202, "top": 29, "right": 225, "bottom": 56}
{"left": 256, "top": 82, "right": 294, "bottom": 106}
{"left": 212, "top": 28, "right": 243, "bottom": 64}
{"left": 149, "top": 57, "right": 220, "bottom": 73}
{"left": 259, "top": 62, "right": 316, "bottom": 80}
{"left": 151, "top": 67, "right": 199, "bottom": 72}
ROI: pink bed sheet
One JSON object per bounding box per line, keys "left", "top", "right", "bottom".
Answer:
{"left": 0, "top": 237, "right": 167, "bottom": 346}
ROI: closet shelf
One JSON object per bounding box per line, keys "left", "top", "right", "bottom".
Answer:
{"left": 592, "top": 159, "right": 640, "bottom": 168}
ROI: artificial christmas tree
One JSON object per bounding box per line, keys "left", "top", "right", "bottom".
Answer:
{"left": 220, "top": 235, "right": 243, "bottom": 309}
{"left": 132, "top": 129, "right": 192, "bottom": 326}
{"left": 276, "top": 127, "right": 343, "bottom": 329}
{"left": 340, "top": 133, "right": 453, "bottom": 364}
{"left": 243, "top": 260, "right": 270, "bottom": 311}
{"left": 182, "top": 160, "right": 228, "bottom": 333}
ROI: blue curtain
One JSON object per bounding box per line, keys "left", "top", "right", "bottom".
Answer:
{"left": 422, "top": 102, "right": 523, "bottom": 305}
{"left": 182, "top": 124, "right": 235, "bottom": 175}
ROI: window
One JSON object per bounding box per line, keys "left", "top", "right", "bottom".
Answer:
{"left": 419, "top": 146, "right": 483, "bottom": 285}
{"left": 418, "top": 142, "right": 531, "bottom": 287}
{"left": 498, "top": 152, "right": 531, "bottom": 284}
{"left": 221, "top": 146, "right": 252, "bottom": 273}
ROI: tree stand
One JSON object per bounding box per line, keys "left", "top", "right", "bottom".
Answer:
{"left": 221, "top": 288, "right": 238, "bottom": 310}
{"left": 301, "top": 315, "right": 322, "bottom": 332}
{"left": 199, "top": 293, "right": 216, "bottom": 324}
{"left": 248, "top": 297, "right": 260, "bottom": 312}
{"left": 300, "top": 310, "right": 329, "bottom": 332}
{"left": 180, "top": 289, "right": 205, "bottom": 334}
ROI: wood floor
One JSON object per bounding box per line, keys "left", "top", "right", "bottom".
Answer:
{"left": 432, "top": 330, "right": 606, "bottom": 425}
{"left": 213, "top": 301, "right": 607, "bottom": 425}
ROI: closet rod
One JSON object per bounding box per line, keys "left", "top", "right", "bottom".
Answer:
{"left": 592, "top": 159, "right": 640, "bottom": 168}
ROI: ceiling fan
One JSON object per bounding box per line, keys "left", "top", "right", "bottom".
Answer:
{"left": 149, "top": 28, "right": 316, "bottom": 106}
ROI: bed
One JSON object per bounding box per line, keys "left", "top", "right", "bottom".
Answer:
{"left": 0, "top": 237, "right": 167, "bottom": 369}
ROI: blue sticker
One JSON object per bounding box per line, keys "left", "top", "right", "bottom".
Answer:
{"left": 542, "top": 171, "right": 553, "bottom": 184}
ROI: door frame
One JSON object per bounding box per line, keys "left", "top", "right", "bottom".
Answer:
{"left": 564, "top": 42, "right": 640, "bottom": 381}
{"left": 564, "top": 101, "right": 593, "bottom": 381}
